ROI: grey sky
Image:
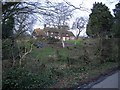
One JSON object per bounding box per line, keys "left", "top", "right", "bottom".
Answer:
{"left": 33, "top": 0, "right": 118, "bottom": 36}
{"left": 34, "top": 0, "right": 118, "bottom": 28}
{"left": 2, "top": 0, "right": 119, "bottom": 36}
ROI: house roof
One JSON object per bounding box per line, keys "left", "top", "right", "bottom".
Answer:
{"left": 33, "top": 28, "right": 46, "bottom": 36}
{"left": 44, "top": 27, "right": 58, "bottom": 32}
{"left": 44, "top": 27, "right": 75, "bottom": 37}
{"left": 33, "top": 27, "right": 75, "bottom": 38}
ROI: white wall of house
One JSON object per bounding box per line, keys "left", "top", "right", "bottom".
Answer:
{"left": 66, "top": 37, "right": 70, "bottom": 40}
{"left": 55, "top": 36, "right": 57, "bottom": 39}
{"left": 45, "top": 31, "right": 75, "bottom": 41}
{"left": 62, "top": 37, "right": 66, "bottom": 41}
{"left": 70, "top": 36, "right": 75, "bottom": 40}
{"left": 58, "top": 36, "right": 61, "bottom": 39}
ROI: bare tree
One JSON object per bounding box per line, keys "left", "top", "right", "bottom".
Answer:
{"left": 19, "top": 42, "right": 34, "bottom": 66}
{"left": 43, "top": 2, "right": 73, "bottom": 28}
{"left": 64, "top": 0, "right": 90, "bottom": 13}
{"left": 13, "top": 14, "right": 36, "bottom": 38}
{"left": 2, "top": 2, "right": 49, "bottom": 66}
{"left": 72, "top": 17, "right": 87, "bottom": 39}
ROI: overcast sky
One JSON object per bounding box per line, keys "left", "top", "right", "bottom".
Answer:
{"left": 31, "top": 0, "right": 119, "bottom": 36}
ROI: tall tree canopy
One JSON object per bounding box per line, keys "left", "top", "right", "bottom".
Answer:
{"left": 112, "top": 2, "right": 120, "bottom": 38}
{"left": 86, "top": 2, "right": 113, "bottom": 38}
{"left": 2, "top": 2, "right": 21, "bottom": 39}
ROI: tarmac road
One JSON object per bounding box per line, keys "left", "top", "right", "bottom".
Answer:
{"left": 77, "top": 70, "right": 119, "bottom": 90}
{"left": 92, "top": 71, "right": 119, "bottom": 88}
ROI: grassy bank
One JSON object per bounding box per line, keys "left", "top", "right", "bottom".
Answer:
{"left": 2, "top": 38, "right": 118, "bottom": 88}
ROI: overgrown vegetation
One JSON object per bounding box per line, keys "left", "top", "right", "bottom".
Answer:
{"left": 2, "top": 38, "right": 118, "bottom": 88}
{"left": 3, "top": 67, "right": 57, "bottom": 89}
{"left": 2, "top": 1, "right": 119, "bottom": 89}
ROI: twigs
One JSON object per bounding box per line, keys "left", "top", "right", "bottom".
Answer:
{"left": 19, "top": 43, "right": 34, "bottom": 67}
{"left": 64, "top": 0, "right": 90, "bottom": 13}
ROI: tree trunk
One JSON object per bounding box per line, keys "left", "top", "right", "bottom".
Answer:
{"left": 11, "top": 38, "right": 16, "bottom": 67}
{"left": 19, "top": 43, "right": 33, "bottom": 67}
{"left": 76, "top": 29, "right": 81, "bottom": 39}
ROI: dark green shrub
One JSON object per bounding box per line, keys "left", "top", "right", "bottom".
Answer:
{"left": 51, "top": 67, "right": 64, "bottom": 78}
{"left": 3, "top": 67, "right": 56, "bottom": 89}
{"left": 47, "top": 37, "right": 60, "bottom": 44}
{"left": 66, "top": 57, "right": 77, "bottom": 66}
{"left": 2, "top": 39, "right": 19, "bottom": 60}
{"left": 69, "top": 66, "right": 87, "bottom": 73}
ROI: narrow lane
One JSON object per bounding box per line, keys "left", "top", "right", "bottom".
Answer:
{"left": 92, "top": 71, "right": 119, "bottom": 88}
{"left": 77, "top": 70, "right": 119, "bottom": 90}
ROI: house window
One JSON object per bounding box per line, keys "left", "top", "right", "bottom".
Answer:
{"left": 51, "top": 32, "right": 53, "bottom": 35}
{"left": 55, "top": 36, "right": 57, "bottom": 39}
{"left": 58, "top": 36, "right": 61, "bottom": 39}
{"left": 66, "top": 33, "right": 69, "bottom": 36}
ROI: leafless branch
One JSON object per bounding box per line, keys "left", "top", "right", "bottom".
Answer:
{"left": 64, "top": 0, "right": 90, "bottom": 13}
{"left": 19, "top": 43, "right": 34, "bottom": 66}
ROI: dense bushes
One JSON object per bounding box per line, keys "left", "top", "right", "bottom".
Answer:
{"left": 47, "top": 37, "right": 60, "bottom": 44}
{"left": 2, "top": 67, "right": 56, "bottom": 89}
{"left": 100, "top": 38, "right": 118, "bottom": 63}
{"left": 2, "top": 38, "right": 119, "bottom": 88}
{"left": 2, "top": 39, "right": 19, "bottom": 60}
